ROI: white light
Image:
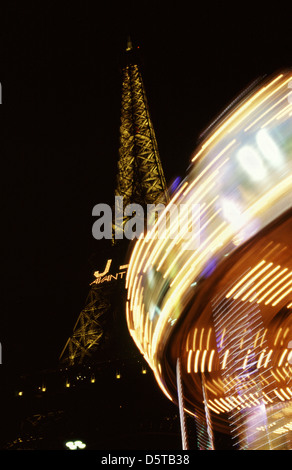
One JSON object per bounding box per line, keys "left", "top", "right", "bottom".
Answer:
{"left": 236, "top": 145, "right": 267, "bottom": 181}
{"left": 65, "top": 440, "right": 86, "bottom": 450}
{"left": 74, "top": 440, "right": 86, "bottom": 449}
{"left": 66, "top": 441, "right": 76, "bottom": 450}
{"left": 221, "top": 198, "right": 245, "bottom": 230}
{"left": 256, "top": 129, "right": 284, "bottom": 167}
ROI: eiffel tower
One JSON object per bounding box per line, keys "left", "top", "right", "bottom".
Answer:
{"left": 59, "top": 37, "right": 168, "bottom": 367}
{"left": 4, "top": 38, "right": 181, "bottom": 451}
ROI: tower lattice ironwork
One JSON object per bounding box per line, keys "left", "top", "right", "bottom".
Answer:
{"left": 59, "top": 38, "right": 168, "bottom": 366}
{"left": 113, "top": 37, "right": 168, "bottom": 239}
{"left": 59, "top": 283, "right": 110, "bottom": 365}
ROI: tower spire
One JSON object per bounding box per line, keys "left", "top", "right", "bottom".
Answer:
{"left": 113, "top": 39, "right": 169, "bottom": 239}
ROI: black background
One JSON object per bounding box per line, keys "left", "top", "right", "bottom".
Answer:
{"left": 1, "top": 0, "right": 292, "bottom": 376}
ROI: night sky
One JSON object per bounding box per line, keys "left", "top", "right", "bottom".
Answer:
{"left": 1, "top": 1, "right": 292, "bottom": 375}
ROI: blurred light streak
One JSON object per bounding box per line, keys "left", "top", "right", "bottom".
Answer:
{"left": 237, "top": 146, "right": 267, "bottom": 181}
{"left": 243, "top": 265, "right": 281, "bottom": 302}
{"left": 256, "top": 268, "right": 289, "bottom": 303}
{"left": 244, "top": 93, "right": 291, "bottom": 131}
{"left": 264, "top": 275, "right": 292, "bottom": 305}
{"left": 125, "top": 70, "right": 292, "bottom": 436}
{"left": 233, "top": 262, "right": 273, "bottom": 299}
{"left": 226, "top": 261, "right": 266, "bottom": 299}
{"left": 256, "top": 129, "right": 284, "bottom": 167}
{"left": 191, "top": 74, "right": 284, "bottom": 163}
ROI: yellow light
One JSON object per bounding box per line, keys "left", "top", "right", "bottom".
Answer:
{"left": 253, "top": 330, "right": 260, "bottom": 348}
{"left": 271, "top": 285, "right": 292, "bottom": 307}
{"left": 242, "top": 349, "right": 251, "bottom": 369}
{"left": 191, "top": 328, "right": 198, "bottom": 351}
{"left": 222, "top": 349, "right": 229, "bottom": 370}
{"left": 278, "top": 350, "right": 288, "bottom": 367}
{"left": 187, "top": 349, "right": 193, "bottom": 373}
{"left": 283, "top": 327, "right": 289, "bottom": 339}
{"left": 271, "top": 369, "right": 281, "bottom": 383}
{"left": 265, "top": 277, "right": 292, "bottom": 305}
{"left": 191, "top": 74, "right": 284, "bottom": 163}
{"left": 276, "top": 368, "right": 286, "bottom": 381}
{"left": 226, "top": 260, "right": 266, "bottom": 299}
{"left": 263, "top": 102, "right": 292, "bottom": 127}
{"left": 206, "top": 328, "right": 212, "bottom": 350}
{"left": 233, "top": 262, "right": 273, "bottom": 299}
{"left": 257, "top": 350, "right": 265, "bottom": 369}
{"left": 153, "top": 369, "right": 173, "bottom": 402}
{"left": 274, "top": 328, "right": 282, "bottom": 346}
{"left": 274, "top": 390, "right": 285, "bottom": 402}
{"left": 194, "top": 350, "right": 200, "bottom": 373}
{"left": 207, "top": 401, "right": 221, "bottom": 414}
{"left": 260, "top": 329, "right": 267, "bottom": 347}
{"left": 138, "top": 182, "right": 188, "bottom": 273}
{"left": 125, "top": 70, "right": 292, "bottom": 410}
{"left": 241, "top": 264, "right": 280, "bottom": 301}
{"left": 93, "top": 258, "right": 112, "bottom": 279}
{"left": 199, "top": 328, "right": 205, "bottom": 350}
{"left": 256, "top": 267, "right": 289, "bottom": 303}
{"left": 248, "top": 174, "right": 292, "bottom": 223}
{"left": 280, "top": 388, "right": 291, "bottom": 400}
{"left": 244, "top": 92, "right": 291, "bottom": 132}
{"left": 208, "top": 350, "right": 215, "bottom": 373}
{"left": 214, "top": 398, "right": 230, "bottom": 413}
{"left": 189, "top": 139, "right": 236, "bottom": 183}
{"left": 264, "top": 349, "right": 273, "bottom": 368}
{"left": 201, "top": 349, "right": 207, "bottom": 373}
{"left": 249, "top": 393, "right": 261, "bottom": 406}
{"left": 219, "top": 329, "right": 226, "bottom": 349}
{"left": 262, "top": 391, "right": 273, "bottom": 404}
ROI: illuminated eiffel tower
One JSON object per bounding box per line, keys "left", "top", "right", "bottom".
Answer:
{"left": 59, "top": 38, "right": 168, "bottom": 366}
{"left": 113, "top": 37, "right": 168, "bottom": 238}
{"left": 4, "top": 39, "right": 181, "bottom": 452}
